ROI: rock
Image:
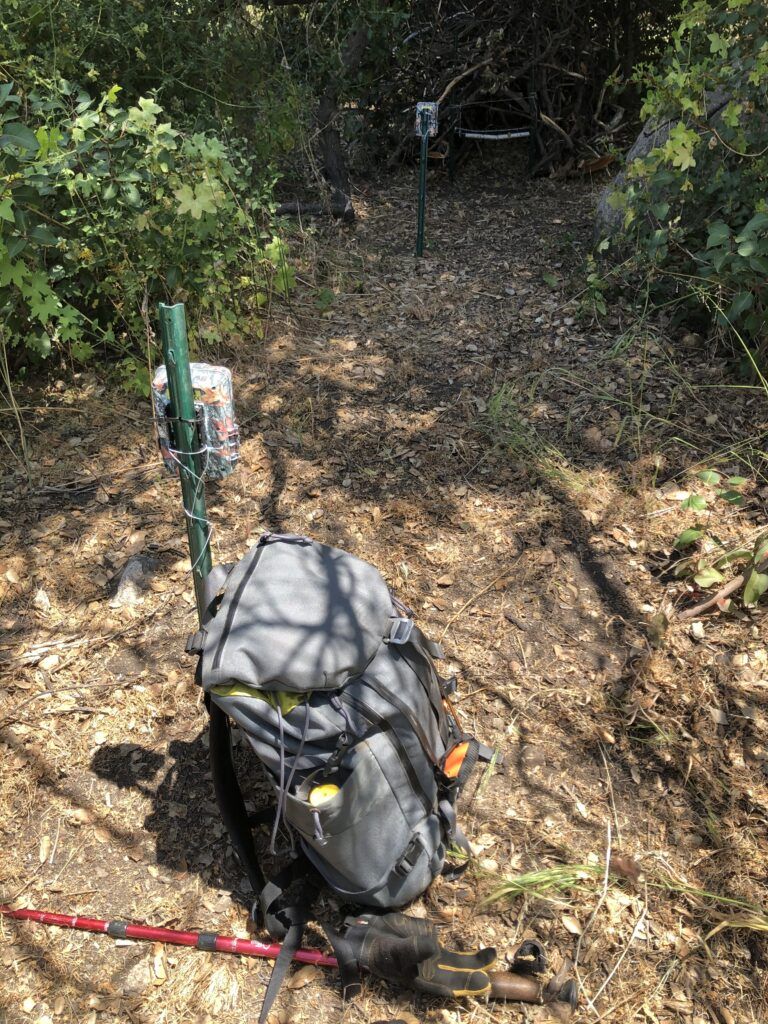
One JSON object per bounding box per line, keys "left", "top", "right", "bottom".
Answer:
{"left": 595, "top": 89, "right": 730, "bottom": 239}
{"left": 690, "top": 621, "right": 705, "bottom": 640}
{"left": 109, "top": 555, "right": 158, "bottom": 608}
{"left": 116, "top": 956, "right": 152, "bottom": 997}
{"left": 33, "top": 588, "right": 51, "bottom": 613}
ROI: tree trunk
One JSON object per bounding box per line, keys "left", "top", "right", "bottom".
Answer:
{"left": 313, "top": 25, "right": 368, "bottom": 221}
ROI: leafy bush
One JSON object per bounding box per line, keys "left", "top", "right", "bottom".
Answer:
{"left": 608, "top": 0, "right": 768, "bottom": 353}
{"left": 1, "top": 0, "right": 305, "bottom": 163}
{"left": 0, "top": 81, "right": 291, "bottom": 388}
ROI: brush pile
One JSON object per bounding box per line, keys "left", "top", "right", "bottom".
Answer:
{"left": 377, "top": 0, "right": 678, "bottom": 173}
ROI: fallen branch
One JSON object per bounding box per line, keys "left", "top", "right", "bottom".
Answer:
{"left": 539, "top": 111, "right": 574, "bottom": 148}
{"left": 437, "top": 58, "right": 492, "bottom": 105}
{"left": 677, "top": 556, "right": 767, "bottom": 620}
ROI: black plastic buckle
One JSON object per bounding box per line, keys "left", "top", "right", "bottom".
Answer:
{"left": 394, "top": 835, "right": 423, "bottom": 877}
{"left": 185, "top": 629, "right": 206, "bottom": 656}
{"left": 440, "top": 674, "right": 457, "bottom": 696}
{"left": 388, "top": 618, "right": 414, "bottom": 645}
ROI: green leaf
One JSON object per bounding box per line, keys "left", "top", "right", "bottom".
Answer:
{"left": 753, "top": 534, "right": 768, "bottom": 565}
{"left": 681, "top": 493, "right": 707, "bottom": 511}
{"left": 726, "top": 291, "right": 754, "bottom": 320}
{"left": 706, "top": 221, "right": 730, "bottom": 249}
{"left": 174, "top": 182, "right": 218, "bottom": 219}
{"left": 27, "top": 332, "right": 52, "bottom": 357}
{"left": 664, "top": 122, "right": 698, "bottom": 171}
{"left": 0, "top": 121, "right": 40, "bottom": 152}
{"left": 122, "top": 183, "right": 142, "bottom": 207}
{"left": 7, "top": 237, "right": 26, "bottom": 259}
{"left": 741, "top": 211, "right": 768, "bottom": 236}
{"left": 696, "top": 470, "right": 721, "bottom": 485}
{"left": 542, "top": 271, "right": 559, "bottom": 288}
{"left": 694, "top": 566, "right": 724, "bottom": 589}
{"left": 0, "top": 258, "right": 26, "bottom": 287}
{"left": 314, "top": 286, "right": 334, "bottom": 311}
{"left": 675, "top": 527, "right": 704, "bottom": 548}
{"left": 713, "top": 548, "right": 751, "bottom": 569}
{"left": 737, "top": 239, "right": 757, "bottom": 257}
{"left": 743, "top": 568, "right": 768, "bottom": 607}
{"left": 726, "top": 476, "right": 747, "bottom": 486}
{"left": 716, "top": 489, "right": 744, "bottom": 505}
{"left": 29, "top": 289, "right": 61, "bottom": 325}
{"left": 708, "top": 31, "right": 729, "bottom": 57}
{"left": 71, "top": 339, "right": 95, "bottom": 361}
{"left": 138, "top": 96, "right": 162, "bottom": 117}
{"left": 29, "top": 224, "right": 59, "bottom": 246}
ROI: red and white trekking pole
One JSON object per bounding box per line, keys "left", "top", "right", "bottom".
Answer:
{"left": 0, "top": 905, "right": 338, "bottom": 968}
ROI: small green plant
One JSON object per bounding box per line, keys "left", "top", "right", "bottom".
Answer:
{"left": 314, "top": 286, "right": 335, "bottom": 312}
{"left": 673, "top": 469, "right": 768, "bottom": 609}
{"left": 483, "top": 863, "right": 602, "bottom": 907}
{"left": 487, "top": 382, "right": 573, "bottom": 485}
{"left": 580, "top": 255, "right": 608, "bottom": 319}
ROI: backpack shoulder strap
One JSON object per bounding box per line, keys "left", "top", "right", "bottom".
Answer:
{"left": 256, "top": 861, "right": 362, "bottom": 1019}
{"left": 256, "top": 861, "right": 317, "bottom": 1023}
{"left": 205, "top": 690, "right": 264, "bottom": 894}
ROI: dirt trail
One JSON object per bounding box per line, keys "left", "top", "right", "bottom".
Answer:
{"left": 1, "top": 159, "right": 765, "bottom": 1024}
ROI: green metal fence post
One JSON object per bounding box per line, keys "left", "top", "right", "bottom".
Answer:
{"left": 156, "top": 305, "right": 262, "bottom": 893}
{"left": 415, "top": 108, "right": 429, "bottom": 257}
{"left": 157, "top": 302, "right": 212, "bottom": 620}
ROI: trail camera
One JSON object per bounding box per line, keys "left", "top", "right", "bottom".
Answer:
{"left": 152, "top": 363, "right": 239, "bottom": 481}
{"left": 415, "top": 102, "right": 439, "bottom": 137}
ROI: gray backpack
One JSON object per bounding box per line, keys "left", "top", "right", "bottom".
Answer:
{"left": 187, "top": 533, "right": 495, "bottom": 979}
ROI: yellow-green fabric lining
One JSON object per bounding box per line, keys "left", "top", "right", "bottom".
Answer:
{"left": 211, "top": 682, "right": 308, "bottom": 715}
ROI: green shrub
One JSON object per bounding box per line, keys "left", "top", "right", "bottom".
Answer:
{"left": 0, "top": 81, "right": 291, "bottom": 389}
{"left": 1, "top": 0, "right": 305, "bottom": 163}
{"left": 608, "top": 0, "right": 768, "bottom": 353}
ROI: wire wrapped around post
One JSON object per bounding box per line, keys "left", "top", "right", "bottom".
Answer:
{"left": 157, "top": 302, "right": 212, "bottom": 618}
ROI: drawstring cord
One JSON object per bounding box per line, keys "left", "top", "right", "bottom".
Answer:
{"left": 269, "top": 702, "right": 311, "bottom": 856}
{"left": 269, "top": 706, "right": 286, "bottom": 855}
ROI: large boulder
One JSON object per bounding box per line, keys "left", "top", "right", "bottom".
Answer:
{"left": 595, "top": 90, "right": 730, "bottom": 239}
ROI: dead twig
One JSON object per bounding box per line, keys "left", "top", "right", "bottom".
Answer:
{"left": 439, "top": 555, "right": 524, "bottom": 642}
{"left": 437, "top": 59, "right": 492, "bottom": 105}
{"left": 574, "top": 822, "right": 612, "bottom": 1014}
{"left": 599, "top": 744, "right": 622, "bottom": 848}
{"left": 677, "top": 555, "right": 767, "bottom": 619}
{"left": 590, "top": 904, "right": 648, "bottom": 1009}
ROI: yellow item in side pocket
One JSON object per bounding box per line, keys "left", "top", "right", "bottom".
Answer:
{"left": 309, "top": 783, "right": 340, "bottom": 806}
